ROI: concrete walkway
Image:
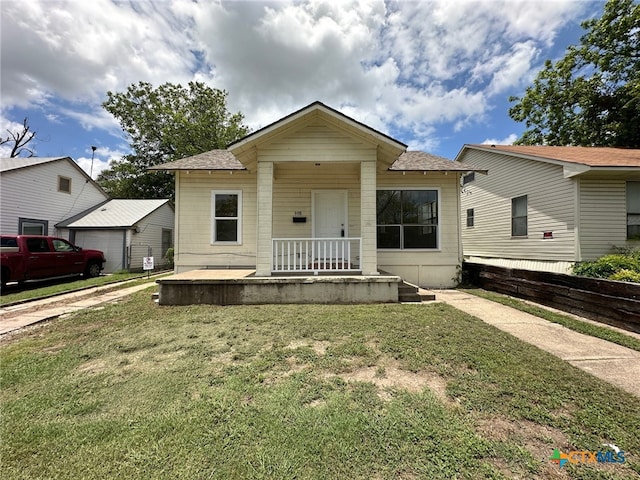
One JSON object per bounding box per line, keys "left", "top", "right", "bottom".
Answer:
{"left": 0, "top": 281, "right": 158, "bottom": 336}
{"left": 436, "top": 289, "right": 640, "bottom": 397}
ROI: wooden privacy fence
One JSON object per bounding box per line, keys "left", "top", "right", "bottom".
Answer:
{"left": 463, "top": 262, "right": 640, "bottom": 334}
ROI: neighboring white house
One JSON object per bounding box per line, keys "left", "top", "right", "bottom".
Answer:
{"left": 0, "top": 157, "right": 109, "bottom": 236}
{"left": 56, "top": 199, "right": 174, "bottom": 273}
{"left": 151, "top": 102, "right": 484, "bottom": 288}
{"left": 455, "top": 145, "right": 640, "bottom": 273}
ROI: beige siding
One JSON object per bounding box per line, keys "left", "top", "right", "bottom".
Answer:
{"left": 271, "top": 163, "right": 361, "bottom": 238}
{"left": 376, "top": 171, "right": 462, "bottom": 287}
{"left": 259, "top": 121, "right": 377, "bottom": 163}
{"left": 459, "top": 150, "right": 577, "bottom": 262}
{"left": 175, "top": 170, "right": 257, "bottom": 272}
{"left": 0, "top": 160, "right": 108, "bottom": 236}
{"left": 578, "top": 177, "right": 628, "bottom": 260}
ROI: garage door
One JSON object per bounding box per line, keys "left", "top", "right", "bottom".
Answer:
{"left": 74, "top": 230, "right": 124, "bottom": 274}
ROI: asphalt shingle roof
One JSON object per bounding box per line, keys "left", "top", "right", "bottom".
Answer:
{"left": 0, "top": 157, "right": 69, "bottom": 172}
{"left": 390, "top": 151, "right": 486, "bottom": 172}
{"left": 149, "top": 150, "right": 245, "bottom": 171}
{"left": 469, "top": 145, "right": 640, "bottom": 167}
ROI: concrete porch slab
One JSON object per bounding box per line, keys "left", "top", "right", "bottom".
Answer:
{"left": 156, "top": 269, "right": 402, "bottom": 305}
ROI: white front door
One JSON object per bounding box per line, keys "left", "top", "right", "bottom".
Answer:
{"left": 313, "top": 190, "right": 347, "bottom": 238}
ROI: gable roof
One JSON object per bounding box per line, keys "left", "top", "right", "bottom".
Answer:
{"left": 57, "top": 199, "right": 172, "bottom": 229}
{"left": 462, "top": 145, "right": 640, "bottom": 167}
{"left": 1, "top": 156, "right": 109, "bottom": 196}
{"left": 456, "top": 145, "right": 640, "bottom": 178}
{"left": 1, "top": 156, "right": 68, "bottom": 172}
{"left": 390, "top": 151, "right": 487, "bottom": 173}
{"left": 228, "top": 101, "right": 407, "bottom": 154}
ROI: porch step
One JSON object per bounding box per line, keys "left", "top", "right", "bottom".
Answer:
{"left": 398, "top": 281, "right": 436, "bottom": 303}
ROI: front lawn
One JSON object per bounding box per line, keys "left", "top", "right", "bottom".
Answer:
{"left": 1, "top": 290, "right": 638, "bottom": 479}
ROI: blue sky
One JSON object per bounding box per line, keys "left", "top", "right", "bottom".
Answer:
{"left": 1, "top": 0, "right": 603, "bottom": 179}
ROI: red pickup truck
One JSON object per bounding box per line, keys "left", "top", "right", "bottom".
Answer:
{"left": 1, "top": 235, "right": 106, "bottom": 287}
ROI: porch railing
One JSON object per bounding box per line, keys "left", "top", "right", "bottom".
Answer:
{"left": 272, "top": 238, "right": 361, "bottom": 273}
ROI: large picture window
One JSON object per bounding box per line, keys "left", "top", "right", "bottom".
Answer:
{"left": 628, "top": 182, "right": 640, "bottom": 240}
{"left": 211, "top": 191, "right": 242, "bottom": 244}
{"left": 511, "top": 195, "right": 528, "bottom": 237}
{"left": 376, "top": 189, "right": 438, "bottom": 249}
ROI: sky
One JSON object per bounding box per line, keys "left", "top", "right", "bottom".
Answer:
{"left": 1, "top": 0, "right": 604, "bottom": 179}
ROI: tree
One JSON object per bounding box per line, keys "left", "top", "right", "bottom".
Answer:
{"left": 1, "top": 117, "right": 36, "bottom": 157}
{"left": 509, "top": 0, "right": 640, "bottom": 147}
{"left": 98, "top": 81, "right": 249, "bottom": 199}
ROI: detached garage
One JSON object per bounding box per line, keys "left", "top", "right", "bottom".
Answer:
{"left": 57, "top": 199, "right": 174, "bottom": 273}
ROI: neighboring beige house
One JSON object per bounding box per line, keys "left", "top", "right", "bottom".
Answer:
{"left": 455, "top": 145, "right": 640, "bottom": 273}
{"left": 151, "top": 102, "right": 484, "bottom": 288}
{"left": 56, "top": 199, "right": 174, "bottom": 273}
{"left": 0, "top": 157, "right": 109, "bottom": 236}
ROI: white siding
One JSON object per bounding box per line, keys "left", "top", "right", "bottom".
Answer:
{"left": 175, "top": 170, "right": 257, "bottom": 273}
{"left": 74, "top": 230, "right": 125, "bottom": 273}
{"left": 578, "top": 177, "right": 628, "bottom": 260}
{"left": 459, "top": 150, "right": 577, "bottom": 262}
{"left": 0, "top": 159, "right": 108, "bottom": 237}
{"left": 376, "top": 170, "right": 462, "bottom": 288}
{"left": 128, "top": 203, "right": 175, "bottom": 270}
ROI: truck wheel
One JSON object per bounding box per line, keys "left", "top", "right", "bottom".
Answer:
{"left": 85, "top": 262, "right": 102, "bottom": 278}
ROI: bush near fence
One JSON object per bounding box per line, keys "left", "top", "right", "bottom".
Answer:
{"left": 463, "top": 262, "right": 640, "bottom": 334}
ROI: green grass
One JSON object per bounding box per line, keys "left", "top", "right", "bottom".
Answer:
{"left": 1, "top": 294, "right": 639, "bottom": 479}
{"left": 461, "top": 287, "right": 640, "bottom": 353}
{"left": 0, "top": 272, "right": 168, "bottom": 306}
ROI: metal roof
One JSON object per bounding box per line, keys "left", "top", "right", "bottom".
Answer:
{"left": 58, "top": 199, "right": 172, "bottom": 228}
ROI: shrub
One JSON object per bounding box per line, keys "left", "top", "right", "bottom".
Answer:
{"left": 572, "top": 254, "right": 640, "bottom": 279}
{"left": 163, "top": 247, "right": 174, "bottom": 269}
{"left": 609, "top": 269, "right": 640, "bottom": 283}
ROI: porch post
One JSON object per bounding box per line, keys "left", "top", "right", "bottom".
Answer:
{"left": 256, "top": 161, "right": 273, "bottom": 276}
{"left": 360, "top": 160, "right": 378, "bottom": 275}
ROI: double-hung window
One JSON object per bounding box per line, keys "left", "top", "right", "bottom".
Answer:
{"left": 628, "top": 182, "right": 640, "bottom": 240}
{"left": 511, "top": 195, "right": 528, "bottom": 237}
{"left": 376, "top": 189, "right": 439, "bottom": 249}
{"left": 211, "top": 190, "right": 242, "bottom": 244}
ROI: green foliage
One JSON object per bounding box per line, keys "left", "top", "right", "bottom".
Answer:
{"left": 163, "top": 247, "right": 174, "bottom": 269}
{"left": 98, "top": 82, "right": 250, "bottom": 199}
{"left": 573, "top": 252, "right": 640, "bottom": 279}
{"left": 609, "top": 269, "right": 640, "bottom": 283}
{"left": 509, "top": 0, "right": 640, "bottom": 147}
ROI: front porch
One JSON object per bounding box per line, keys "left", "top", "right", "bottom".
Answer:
{"left": 155, "top": 269, "right": 435, "bottom": 306}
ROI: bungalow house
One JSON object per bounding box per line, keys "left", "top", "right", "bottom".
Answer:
{"left": 151, "top": 102, "right": 484, "bottom": 304}
{"left": 56, "top": 199, "right": 174, "bottom": 273}
{"left": 455, "top": 145, "right": 640, "bottom": 273}
{"left": 0, "top": 157, "right": 109, "bottom": 236}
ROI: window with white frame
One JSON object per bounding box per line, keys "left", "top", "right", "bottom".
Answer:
{"left": 511, "top": 195, "right": 528, "bottom": 237}
{"left": 628, "top": 181, "right": 640, "bottom": 240}
{"left": 211, "top": 190, "right": 242, "bottom": 244}
{"left": 376, "top": 189, "right": 438, "bottom": 249}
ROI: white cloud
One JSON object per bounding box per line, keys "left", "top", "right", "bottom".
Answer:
{"left": 482, "top": 133, "right": 519, "bottom": 145}
{"left": 0, "top": 0, "right": 598, "bottom": 153}
{"left": 75, "top": 145, "right": 127, "bottom": 179}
